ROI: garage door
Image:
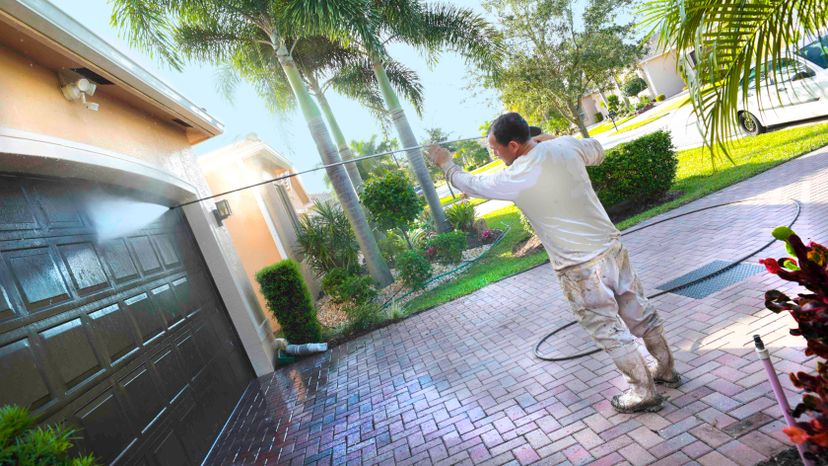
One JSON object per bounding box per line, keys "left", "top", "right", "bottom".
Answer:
{"left": 0, "top": 173, "right": 254, "bottom": 465}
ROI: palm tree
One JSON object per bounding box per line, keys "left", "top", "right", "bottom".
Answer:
{"left": 293, "top": 38, "right": 424, "bottom": 190}
{"left": 641, "top": 0, "right": 828, "bottom": 157}
{"left": 305, "top": 0, "right": 502, "bottom": 232}
{"left": 110, "top": 0, "right": 394, "bottom": 286}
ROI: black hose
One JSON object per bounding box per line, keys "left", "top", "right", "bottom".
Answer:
{"left": 534, "top": 198, "right": 801, "bottom": 362}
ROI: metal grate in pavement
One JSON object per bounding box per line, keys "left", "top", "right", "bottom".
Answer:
{"left": 656, "top": 259, "right": 766, "bottom": 299}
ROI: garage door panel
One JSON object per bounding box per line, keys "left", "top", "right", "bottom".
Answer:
{"left": 150, "top": 284, "right": 184, "bottom": 329}
{"left": 153, "top": 234, "right": 181, "bottom": 269}
{"left": 128, "top": 236, "right": 163, "bottom": 276}
{"left": 75, "top": 388, "right": 136, "bottom": 465}
{"left": 40, "top": 318, "right": 103, "bottom": 390}
{"left": 152, "top": 430, "right": 192, "bottom": 466}
{"left": 0, "top": 173, "right": 253, "bottom": 465}
{"left": 0, "top": 177, "right": 38, "bottom": 232}
{"left": 125, "top": 293, "right": 166, "bottom": 344}
{"left": 0, "top": 337, "right": 52, "bottom": 409}
{"left": 59, "top": 242, "right": 111, "bottom": 296}
{"left": 5, "top": 246, "right": 72, "bottom": 311}
{"left": 31, "top": 180, "right": 87, "bottom": 230}
{"left": 121, "top": 365, "right": 166, "bottom": 435}
{"left": 100, "top": 239, "right": 141, "bottom": 284}
{"left": 89, "top": 303, "right": 139, "bottom": 365}
{"left": 151, "top": 346, "right": 189, "bottom": 401}
{"left": 175, "top": 332, "right": 203, "bottom": 380}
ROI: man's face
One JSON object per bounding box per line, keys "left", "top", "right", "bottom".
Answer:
{"left": 487, "top": 133, "right": 522, "bottom": 166}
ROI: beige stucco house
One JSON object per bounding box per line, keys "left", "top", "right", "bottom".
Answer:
{"left": 199, "top": 136, "right": 320, "bottom": 332}
{"left": 0, "top": 1, "right": 277, "bottom": 464}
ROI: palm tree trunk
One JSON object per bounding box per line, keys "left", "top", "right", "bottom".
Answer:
{"left": 276, "top": 43, "right": 392, "bottom": 286}
{"left": 371, "top": 60, "right": 450, "bottom": 233}
{"left": 312, "top": 84, "right": 365, "bottom": 190}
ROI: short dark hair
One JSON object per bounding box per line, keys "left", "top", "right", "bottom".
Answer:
{"left": 489, "top": 112, "right": 530, "bottom": 145}
{"left": 528, "top": 126, "right": 542, "bottom": 137}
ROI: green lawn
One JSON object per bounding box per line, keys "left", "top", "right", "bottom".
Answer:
{"left": 403, "top": 121, "right": 828, "bottom": 314}
{"left": 589, "top": 115, "right": 635, "bottom": 136}
{"left": 613, "top": 113, "right": 669, "bottom": 135}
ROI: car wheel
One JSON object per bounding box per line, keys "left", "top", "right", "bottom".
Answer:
{"left": 739, "top": 111, "right": 765, "bottom": 135}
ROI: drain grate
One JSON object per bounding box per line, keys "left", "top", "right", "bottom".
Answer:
{"left": 656, "top": 260, "right": 766, "bottom": 299}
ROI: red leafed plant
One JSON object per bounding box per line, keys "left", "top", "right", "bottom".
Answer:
{"left": 760, "top": 226, "right": 828, "bottom": 455}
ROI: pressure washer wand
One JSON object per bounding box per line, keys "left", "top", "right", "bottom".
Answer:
{"left": 171, "top": 136, "right": 485, "bottom": 209}
{"left": 753, "top": 334, "right": 814, "bottom": 466}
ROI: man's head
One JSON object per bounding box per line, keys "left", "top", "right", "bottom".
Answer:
{"left": 487, "top": 112, "right": 534, "bottom": 166}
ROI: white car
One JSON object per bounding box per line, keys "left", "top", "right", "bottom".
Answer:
{"left": 738, "top": 33, "right": 828, "bottom": 135}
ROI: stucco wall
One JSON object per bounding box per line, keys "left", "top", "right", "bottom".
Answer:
{"left": 204, "top": 164, "right": 285, "bottom": 332}
{"left": 641, "top": 52, "right": 686, "bottom": 99}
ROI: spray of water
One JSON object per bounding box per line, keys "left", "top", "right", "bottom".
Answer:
{"left": 85, "top": 194, "right": 169, "bottom": 242}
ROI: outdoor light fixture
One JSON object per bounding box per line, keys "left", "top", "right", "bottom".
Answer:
{"left": 58, "top": 69, "right": 100, "bottom": 111}
{"left": 212, "top": 199, "right": 232, "bottom": 226}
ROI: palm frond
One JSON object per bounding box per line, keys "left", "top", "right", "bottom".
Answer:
{"left": 641, "top": 0, "right": 828, "bottom": 159}
{"left": 109, "top": 0, "right": 184, "bottom": 70}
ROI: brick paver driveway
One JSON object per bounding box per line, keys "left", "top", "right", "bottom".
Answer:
{"left": 207, "top": 147, "right": 828, "bottom": 465}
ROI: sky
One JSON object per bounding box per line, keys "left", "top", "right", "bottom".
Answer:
{"left": 49, "top": 0, "right": 504, "bottom": 194}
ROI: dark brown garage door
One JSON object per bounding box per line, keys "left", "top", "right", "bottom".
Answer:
{"left": 0, "top": 173, "right": 253, "bottom": 465}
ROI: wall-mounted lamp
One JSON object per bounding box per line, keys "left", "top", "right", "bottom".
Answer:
{"left": 212, "top": 199, "right": 232, "bottom": 226}
{"left": 58, "top": 69, "right": 99, "bottom": 111}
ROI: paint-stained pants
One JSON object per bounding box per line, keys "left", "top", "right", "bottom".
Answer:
{"left": 557, "top": 242, "right": 662, "bottom": 359}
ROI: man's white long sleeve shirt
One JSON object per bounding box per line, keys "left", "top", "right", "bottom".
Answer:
{"left": 443, "top": 137, "right": 620, "bottom": 271}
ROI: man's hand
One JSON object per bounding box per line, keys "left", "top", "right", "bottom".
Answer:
{"left": 425, "top": 145, "right": 452, "bottom": 168}
{"left": 532, "top": 133, "right": 556, "bottom": 143}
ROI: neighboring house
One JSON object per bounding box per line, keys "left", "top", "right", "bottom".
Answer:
{"left": 579, "top": 91, "right": 606, "bottom": 127}
{"left": 199, "top": 136, "right": 320, "bottom": 332}
{"left": 637, "top": 36, "right": 687, "bottom": 100}
{"left": 0, "top": 1, "right": 277, "bottom": 464}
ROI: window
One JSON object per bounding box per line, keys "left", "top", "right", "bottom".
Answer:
{"left": 797, "top": 33, "right": 828, "bottom": 69}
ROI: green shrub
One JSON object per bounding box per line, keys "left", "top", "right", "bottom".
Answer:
{"left": 378, "top": 231, "right": 407, "bottom": 265}
{"left": 397, "top": 250, "right": 432, "bottom": 290}
{"left": 361, "top": 172, "right": 424, "bottom": 232}
{"left": 588, "top": 130, "right": 677, "bottom": 207}
{"left": 321, "top": 268, "right": 349, "bottom": 302}
{"left": 594, "top": 112, "right": 604, "bottom": 123}
{"left": 0, "top": 405, "right": 96, "bottom": 466}
{"left": 656, "top": 94, "right": 666, "bottom": 102}
{"left": 426, "top": 231, "right": 467, "bottom": 264}
{"left": 255, "top": 260, "right": 323, "bottom": 343}
{"left": 445, "top": 201, "right": 476, "bottom": 232}
{"left": 623, "top": 76, "right": 648, "bottom": 97}
{"left": 640, "top": 95, "right": 652, "bottom": 105}
{"left": 344, "top": 302, "right": 381, "bottom": 332}
{"left": 339, "top": 275, "right": 377, "bottom": 305}
{"left": 296, "top": 200, "right": 360, "bottom": 276}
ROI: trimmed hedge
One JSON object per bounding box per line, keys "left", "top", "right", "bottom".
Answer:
{"left": 594, "top": 112, "right": 604, "bottom": 123}
{"left": 588, "top": 130, "right": 677, "bottom": 208}
{"left": 321, "top": 268, "right": 376, "bottom": 305}
{"left": 256, "top": 260, "right": 322, "bottom": 343}
{"left": 656, "top": 94, "right": 666, "bottom": 102}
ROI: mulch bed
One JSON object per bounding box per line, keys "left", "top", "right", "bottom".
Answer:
{"left": 755, "top": 447, "right": 828, "bottom": 466}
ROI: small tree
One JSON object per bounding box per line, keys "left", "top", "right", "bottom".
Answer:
{"left": 0, "top": 405, "right": 96, "bottom": 466}
{"left": 361, "top": 172, "right": 424, "bottom": 249}
{"left": 623, "top": 76, "right": 648, "bottom": 97}
{"left": 256, "top": 260, "right": 323, "bottom": 344}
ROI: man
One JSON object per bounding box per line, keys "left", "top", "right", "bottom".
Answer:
{"left": 426, "top": 112, "right": 680, "bottom": 413}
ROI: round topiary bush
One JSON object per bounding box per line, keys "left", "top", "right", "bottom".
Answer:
{"left": 256, "top": 259, "right": 323, "bottom": 344}
{"left": 587, "top": 130, "right": 677, "bottom": 208}
{"left": 623, "top": 76, "right": 648, "bottom": 97}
